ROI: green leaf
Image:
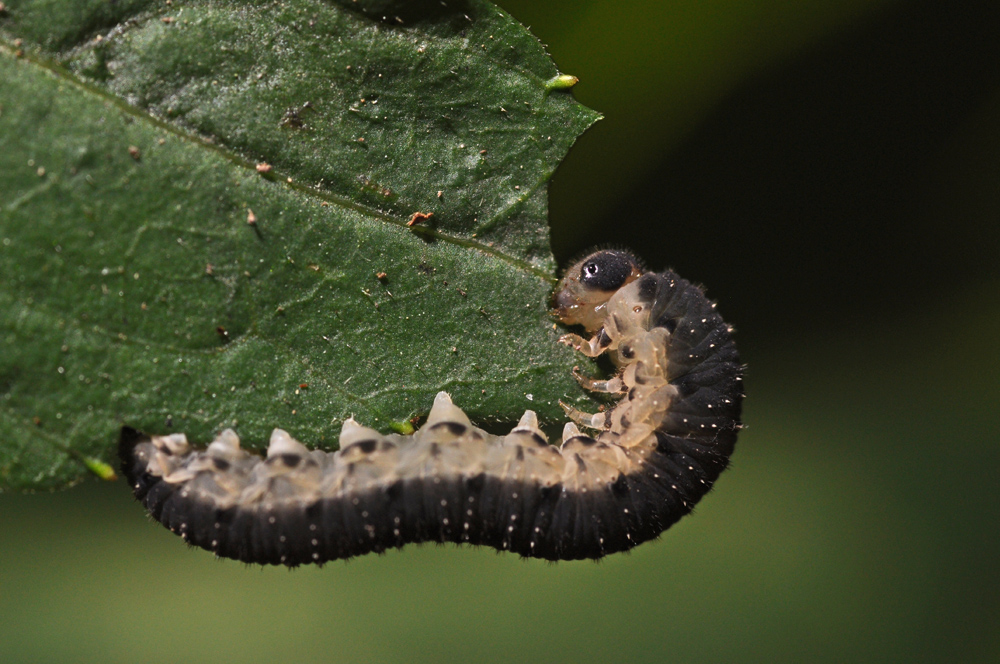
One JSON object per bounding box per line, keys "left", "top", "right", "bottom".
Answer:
{"left": 0, "top": 0, "right": 600, "bottom": 491}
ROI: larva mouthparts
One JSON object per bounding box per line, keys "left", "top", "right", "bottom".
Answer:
{"left": 120, "top": 250, "right": 743, "bottom": 565}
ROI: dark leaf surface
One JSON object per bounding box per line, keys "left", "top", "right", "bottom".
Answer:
{"left": 0, "top": 0, "right": 599, "bottom": 490}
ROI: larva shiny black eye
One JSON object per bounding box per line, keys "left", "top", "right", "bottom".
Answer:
{"left": 579, "top": 250, "right": 639, "bottom": 291}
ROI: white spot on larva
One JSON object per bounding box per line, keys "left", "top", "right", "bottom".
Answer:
{"left": 362, "top": 511, "right": 369, "bottom": 518}
{"left": 393, "top": 517, "right": 400, "bottom": 524}
{"left": 467, "top": 509, "right": 473, "bottom": 516}
{"left": 443, "top": 518, "right": 449, "bottom": 525}
{"left": 440, "top": 499, "right": 447, "bottom": 507}
{"left": 313, "top": 553, "right": 319, "bottom": 560}
{"left": 311, "top": 539, "right": 318, "bottom": 546}
{"left": 512, "top": 492, "right": 518, "bottom": 499}
{"left": 464, "top": 522, "right": 470, "bottom": 530}
{"left": 623, "top": 509, "right": 629, "bottom": 514}
{"left": 280, "top": 536, "right": 286, "bottom": 542}
{"left": 310, "top": 524, "right": 317, "bottom": 531}
{"left": 508, "top": 526, "right": 514, "bottom": 532}
{"left": 215, "top": 522, "right": 220, "bottom": 529}
{"left": 511, "top": 515, "right": 517, "bottom": 521}
{"left": 394, "top": 528, "right": 400, "bottom": 536}
{"left": 212, "top": 540, "right": 218, "bottom": 547}
{"left": 352, "top": 498, "right": 359, "bottom": 506}
{"left": 269, "top": 516, "right": 276, "bottom": 524}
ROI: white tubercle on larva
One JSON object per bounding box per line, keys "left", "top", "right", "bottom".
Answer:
{"left": 337, "top": 417, "right": 384, "bottom": 449}
{"left": 206, "top": 429, "right": 241, "bottom": 458}
{"left": 560, "top": 422, "right": 584, "bottom": 445}
{"left": 158, "top": 432, "right": 191, "bottom": 455}
{"left": 266, "top": 428, "right": 310, "bottom": 458}
{"left": 510, "top": 409, "right": 546, "bottom": 441}
{"left": 425, "top": 390, "right": 473, "bottom": 428}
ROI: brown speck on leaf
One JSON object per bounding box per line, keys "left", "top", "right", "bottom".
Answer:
{"left": 437, "top": 190, "right": 443, "bottom": 198}
{"left": 128, "top": 146, "right": 141, "bottom": 161}
{"left": 357, "top": 137, "right": 365, "bottom": 143}
{"left": 13, "top": 38, "right": 22, "bottom": 47}
{"left": 33, "top": 416, "right": 42, "bottom": 426}
{"left": 36, "top": 167, "right": 45, "bottom": 178}
{"left": 140, "top": 302, "right": 148, "bottom": 310}
{"left": 308, "top": 264, "right": 320, "bottom": 271}
{"left": 299, "top": 383, "right": 309, "bottom": 390}
{"left": 407, "top": 211, "right": 433, "bottom": 227}
{"left": 14, "top": 49, "right": 23, "bottom": 58}
{"left": 256, "top": 162, "right": 272, "bottom": 173}
{"left": 205, "top": 263, "right": 214, "bottom": 275}
{"left": 161, "top": 16, "right": 175, "bottom": 24}
{"left": 376, "top": 272, "right": 388, "bottom": 282}
{"left": 280, "top": 107, "right": 304, "bottom": 128}
{"left": 0, "top": 4, "right": 8, "bottom": 15}
{"left": 479, "top": 149, "right": 487, "bottom": 155}
{"left": 216, "top": 326, "right": 229, "bottom": 340}
{"left": 457, "top": 288, "right": 467, "bottom": 297}
{"left": 157, "top": 138, "right": 166, "bottom": 145}
{"left": 247, "top": 209, "right": 257, "bottom": 225}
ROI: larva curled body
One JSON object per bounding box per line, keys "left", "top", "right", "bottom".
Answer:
{"left": 119, "top": 250, "right": 743, "bottom": 565}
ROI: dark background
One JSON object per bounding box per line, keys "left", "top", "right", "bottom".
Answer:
{"left": 2, "top": 1, "right": 998, "bottom": 662}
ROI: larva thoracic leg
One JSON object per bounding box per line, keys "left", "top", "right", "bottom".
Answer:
{"left": 120, "top": 249, "right": 743, "bottom": 565}
{"left": 571, "top": 366, "right": 625, "bottom": 394}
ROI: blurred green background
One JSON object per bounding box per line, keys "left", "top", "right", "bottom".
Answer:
{"left": 2, "top": 0, "right": 999, "bottom": 662}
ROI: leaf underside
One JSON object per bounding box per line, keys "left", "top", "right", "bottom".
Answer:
{"left": 0, "top": 0, "right": 600, "bottom": 491}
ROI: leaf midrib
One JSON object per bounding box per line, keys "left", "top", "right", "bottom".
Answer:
{"left": 0, "top": 39, "right": 558, "bottom": 284}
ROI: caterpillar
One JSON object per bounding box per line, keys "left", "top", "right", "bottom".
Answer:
{"left": 119, "top": 250, "right": 743, "bottom": 565}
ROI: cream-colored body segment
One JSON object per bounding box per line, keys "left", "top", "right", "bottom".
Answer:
{"left": 134, "top": 390, "right": 660, "bottom": 513}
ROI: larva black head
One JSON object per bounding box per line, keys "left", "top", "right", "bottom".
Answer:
{"left": 579, "top": 251, "right": 638, "bottom": 291}
{"left": 553, "top": 250, "right": 644, "bottom": 331}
